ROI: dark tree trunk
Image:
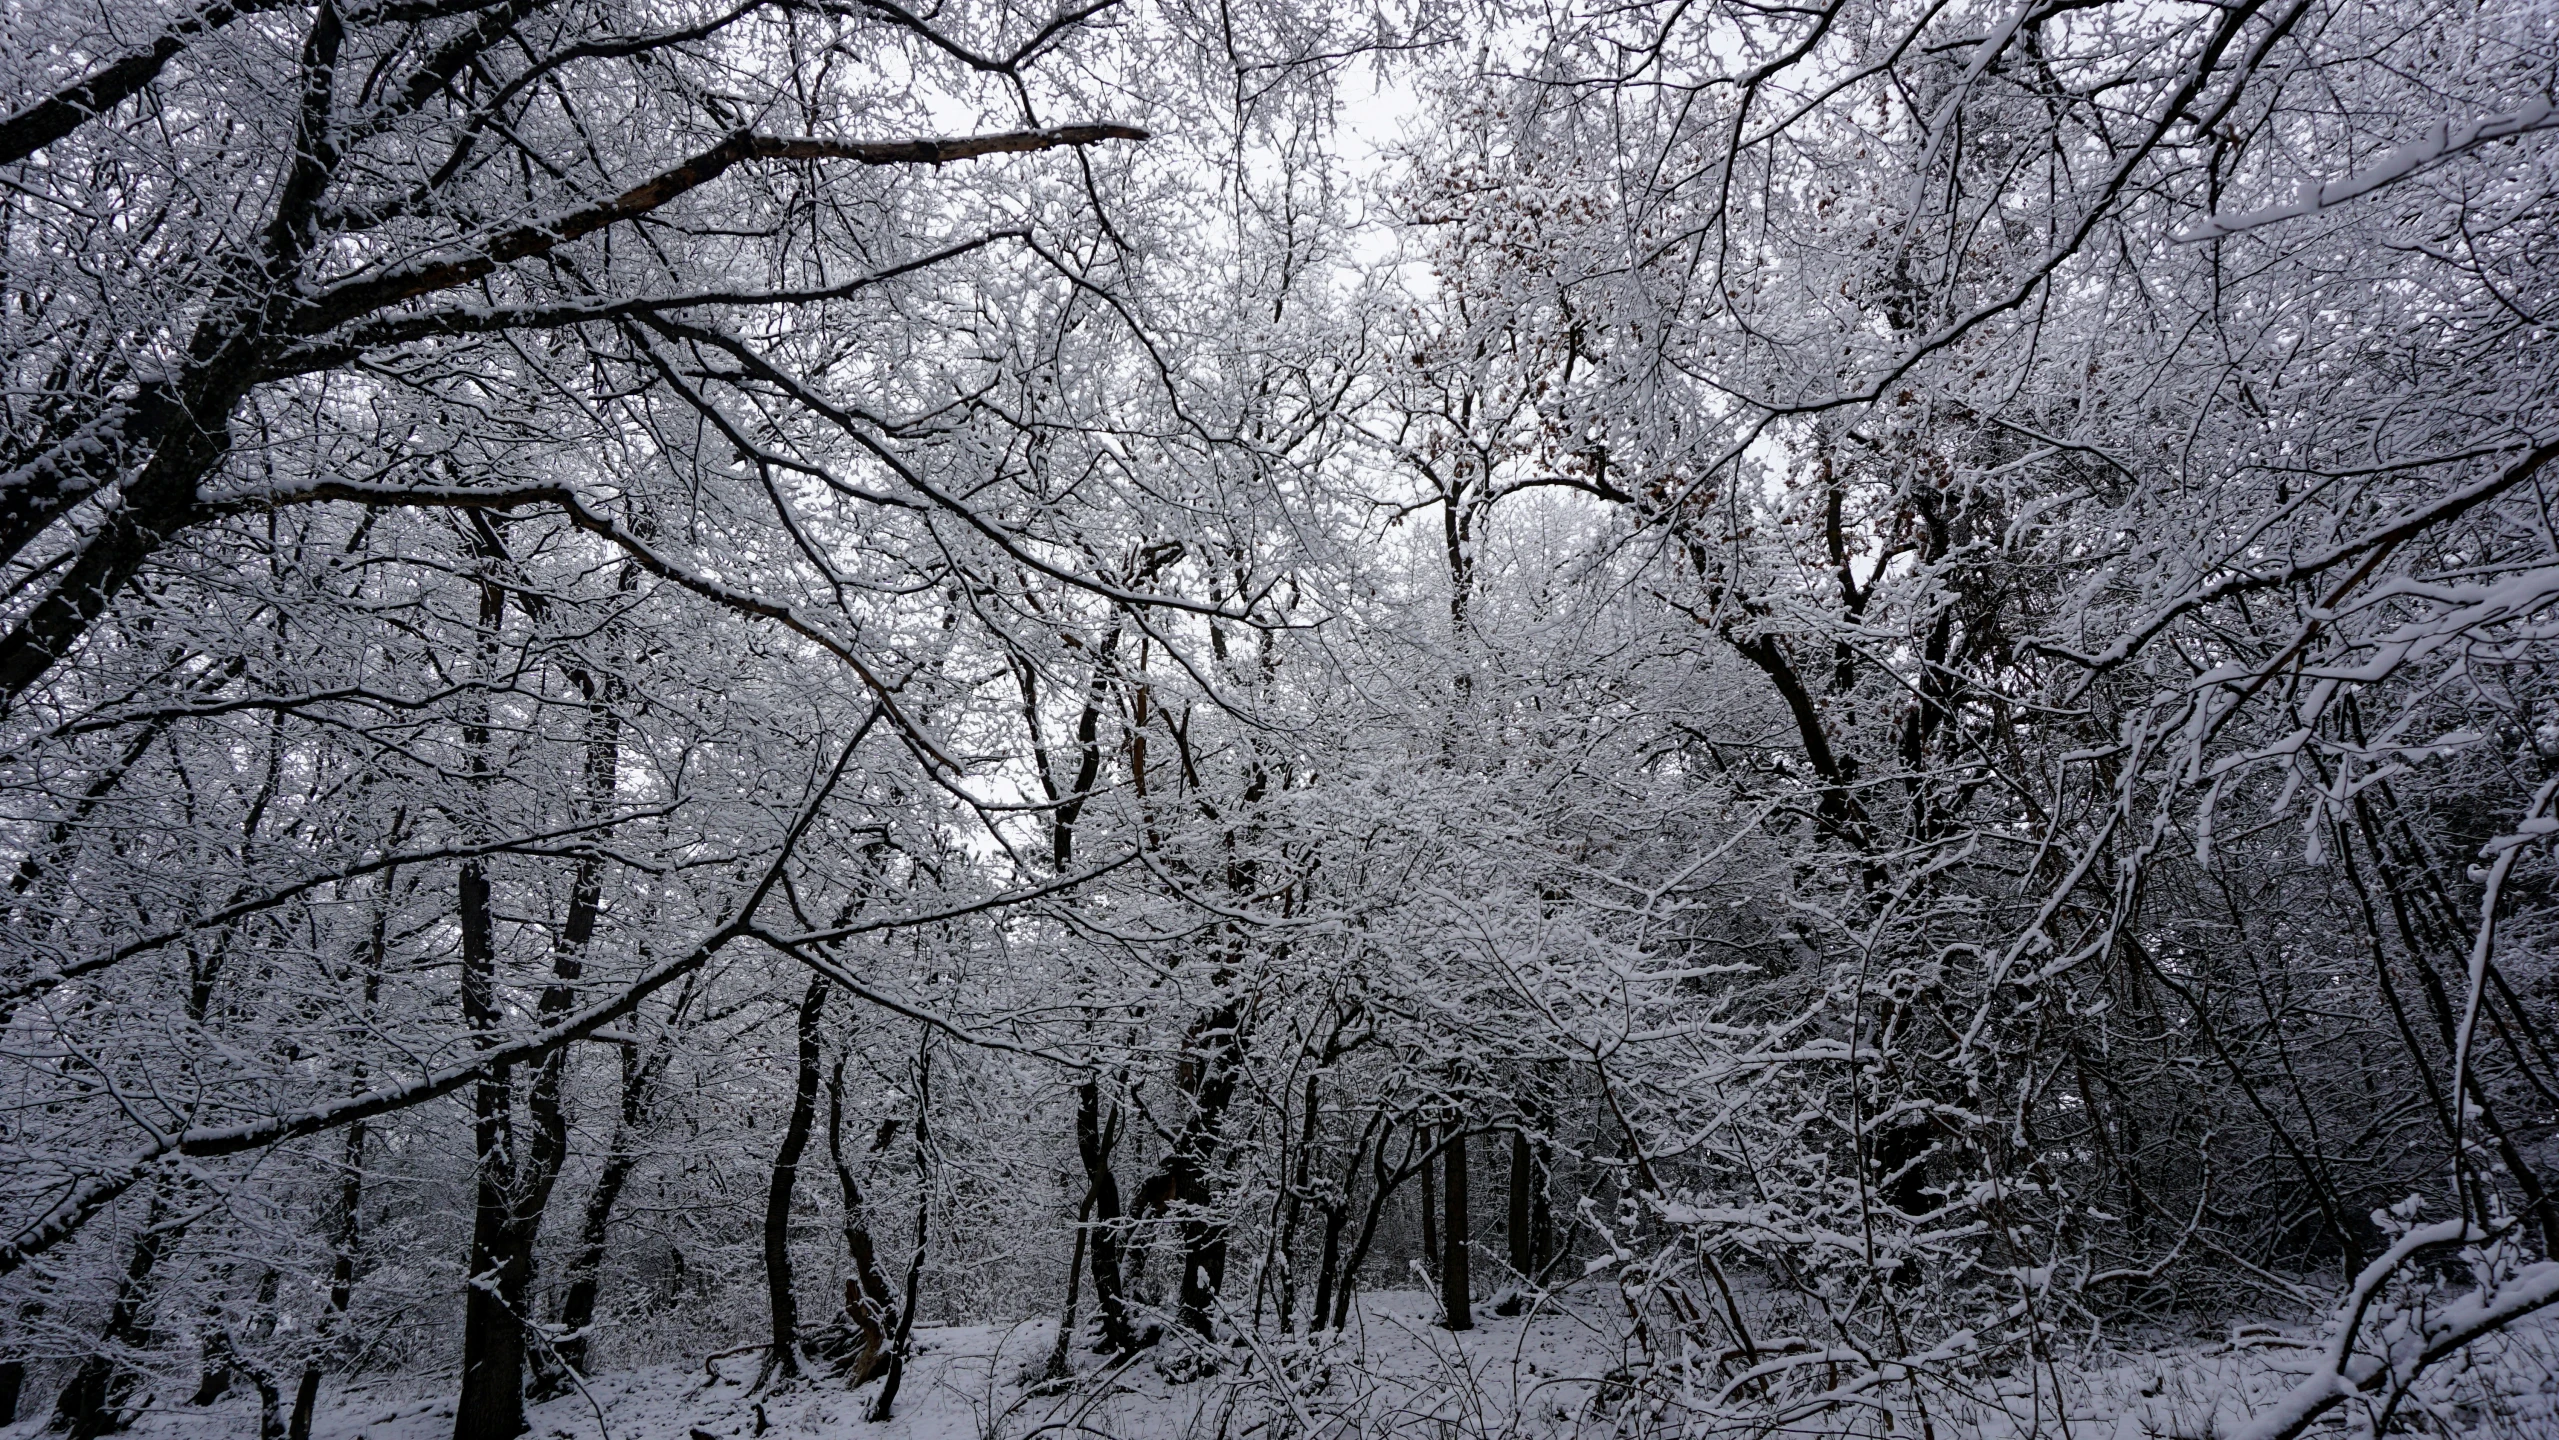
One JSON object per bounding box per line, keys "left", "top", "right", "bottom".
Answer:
{"left": 1274, "top": 1074, "right": 1322, "bottom": 1333}
{"left": 0, "top": 1304, "right": 43, "bottom": 1423}
{"left": 451, "top": 543, "right": 529, "bottom": 1440}
{"left": 1507, "top": 1111, "right": 1552, "bottom": 1284}
{"left": 248, "top": 1364, "right": 284, "bottom": 1440}
{"left": 0, "top": 1336, "right": 23, "bottom": 1427}
{"left": 541, "top": 1139, "right": 636, "bottom": 1393}
{"left": 760, "top": 976, "right": 829, "bottom": 1383}
{"left": 500, "top": 643, "right": 618, "bottom": 1403}
{"left": 865, "top": 1054, "right": 930, "bottom": 1423}
{"left": 1528, "top": 1142, "right": 1552, "bottom": 1279}
{"left": 0, "top": 409, "right": 219, "bottom": 706}
{"left": 543, "top": 975, "right": 693, "bottom": 1391}
{"left": 1311, "top": 1199, "right": 1348, "bottom": 1336}
{"left": 1441, "top": 1124, "right": 1472, "bottom": 1331}
{"left": 286, "top": 1166, "right": 351, "bottom": 1439}
{"left": 1072, "top": 1081, "right": 1137, "bottom": 1352}
{"left": 1874, "top": 1119, "right": 1932, "bottom": 1221}
{"left": 454, "top": 854, "right": 528, "bottom": 1440}
{"left": 0, "top": 0, "right": 355, "bottom": 710}
{"left": 294, "top": 875, "right": 390, "bottom": 1440}
{"left": 1330, "top": 1124, "right": 1416, "bottom": 1331}
{"left": 1416, "top": 1140, "right": 1437, "bottom": 1288}
{"left": 1309, "top": 1106, "right": 1383, "bottom": 1333}
{"left": 54, "top": 1195, "right": 174, "bottom": 1439}
{"left": 1040, "top": 1191, "right": 1093, "bottom": 1383}
{"left": 1508, "top": 1128, "right": 1535, "bottom": 1279}
{"left": 823, "top": 1054, "right": 898, "bottom": 1382}
{"left": 1170, "top": 1005, "right": 1242, "bottom": 1338}
{"left": 538, "top": 902, "right": 674, "bottom": 1395}
{"left": 189, "top": 1268, "right": 276, "bottom": 1406}
{"left": 189, "top": 1313, "right": 236, "bottom": 1405}
{"left": 497, "top": 924, "right": 587, "bottom": 1397}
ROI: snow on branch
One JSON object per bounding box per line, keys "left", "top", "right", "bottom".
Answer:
{"left": 2176, "top": 97, "right": 2557, "bottom": 242}
{"left": 297, "top": 124, "right": 1148, "bottom": 330}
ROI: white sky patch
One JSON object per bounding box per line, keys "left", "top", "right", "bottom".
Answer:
{"left": 1332, "top": 62, "right": 1427, "bottom": 269}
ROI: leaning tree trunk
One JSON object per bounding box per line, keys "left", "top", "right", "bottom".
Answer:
{"left": 823, "top": 1054, "right": 899, "bottom": 1382}
{"left": 1310, "top": 1101, "right": 1390, "bottom": 1332}
{"left": 54, "top": 1191, "right": 176, "bottom": 1440}
{"left": 1416, "top": 1135, "right": 1437, "bottom": 1290}
{"left": 0, "top": 1301, "right": 35, "bottom": 1425}
{"left": 542, "top": 973, "right": 694, "bottom": 1392}
{"left": 1040, "top": 1191, "right": 1093, "bottom": 1383}
{"left": 516, "top": 678, "right": 631, "bottom": 1400}
{"left": 865, "top": 1050, "right": 931, "bottom": 1423}
{"left": 760, "top": 976, "right": 829, "bottom": 1384}
{"left": 289, "top": 1121, "right": 366, "bottom": 1440}
{"left": 0, "top": 394, "right": 224, "bottom": 706}
{"left": 539, "top": 1089, "right": 641, "bottom": 1396}
{"left": 457, "top": 528, "right": 609, "bottom": 1432}
{"left": 1072, "top": 1081, "right": 1138, "bottom": 1352}
{"left": 1331, "top": 1120, "right": 1426, "bottom": 1331}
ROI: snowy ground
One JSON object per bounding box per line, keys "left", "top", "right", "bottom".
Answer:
{"left": 20, "top": 1292, "right": 1622, "bottom": 1440}
{"left": 21, "top": 1290, "right": 2559, "bottom": 1439}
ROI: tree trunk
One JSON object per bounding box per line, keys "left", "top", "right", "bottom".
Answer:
{"left": 454, "top": 854, "right": 528, "bottom": 1440}
{"left": 189, "top": 1309, "right": 236, "bottom": 1405}
{"left": 865, "top": 1053, "right": 930, "bottom": 1423}
{"left": 1528, "top": 1140, "right": 1552, "bottom": 1280}
{"left": 1417, "top": 1139, "right": 1437, "bottom": 1288}
{"left": 0, "top": 408, "right": 219, "bottom": 706}
{"left": 248, "top": 1363, "right": 284, "bottom": 1440}
{"left": 1441, "top": 1124, "right": 1471, "bottom": 1331}
{"left": 760, "top": 976, "right": 828, "bottom": 1383}
{"left": 1274, "top": 1074, "right": 1322, "bottom": 1332}
{"left": 1309, "top": 1101, "right": 1391, "bottom": 1332}
{"left": 288, "top": 1122, "right": 362, "bottom": 1440}
{"left": 295, "top": 872, "right": 389, "bottom": 1440}
{"left": 1072, "top": 1081, "right": 1138, "bottom": 1352}
{"left": 823, "top": 1053, "right": 898, "bottom": 1382}
{"left": 1171, "top": 1005, "right": 1241, "bottom": 1338}
{"left": 451, "top": 541, "right": 530, "bottom": 1440}
{"left": 476, "top": 575, "right": 618, "bottom": 1408}
{"left": 540, "top": 1139, "right": 636, "bottom": 1394}
{"left": 543, "top": 975, "right": 693, "bottom": 1391}
{"left": 54, "top": 1194, "right": 174, "bottom": 1439}
{"left": 0, "top": 1311, "right": 24, "bottom": 1427}
{"left": 1311, "top": 1197, "right": 1348, "bottom": 1336}
{"left": 1507, "top": 1113, "right": 1551, "bottom": 1283}
{"left": 1508, "top": 1128, "right": 1534, "bottom": 1278}
{"left": 190, "top": 1270, "right": 274, "bottom": 1406}
{"left": 1330, "top": 1127, "right": 1416, "bottom": 1332}
{"left": 1040, "top": 1191, "right": 1093, "bottom": 1383}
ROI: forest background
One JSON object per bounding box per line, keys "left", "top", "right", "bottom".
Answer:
{"left": 2, "top": 0, "right": 2557, "bottom": 1434}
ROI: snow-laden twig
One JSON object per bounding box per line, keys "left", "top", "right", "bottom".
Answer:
{"left": 2229, "top": 1219, "right": 2559, "bottom": 1440}
{"left": 2177, "top": 96, "right": 2557, "bottom": 241}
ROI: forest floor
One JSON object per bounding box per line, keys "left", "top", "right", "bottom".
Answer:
{"left": 28, "top": 1288, "right": 2559, "bottom": 1440}
{"left": 37, "top": 1291, "right": 1610, "bottom": 1440}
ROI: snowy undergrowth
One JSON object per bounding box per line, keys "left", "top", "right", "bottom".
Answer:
{"left": 26, "top": 1293, "right": 2559, "bottom": 1440}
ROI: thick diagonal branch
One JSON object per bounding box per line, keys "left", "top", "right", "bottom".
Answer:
{"left": 298, "top": 125, "right": 1146, "bottom": 330}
